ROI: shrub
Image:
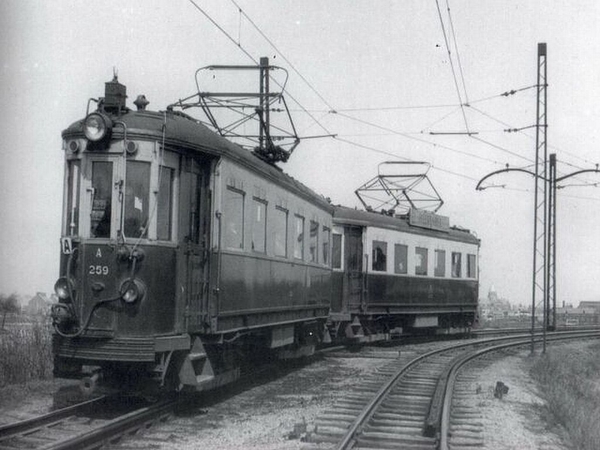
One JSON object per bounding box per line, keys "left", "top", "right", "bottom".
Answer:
{"left": 530, "top": 344, "right": 600, "bottom": 450}
{"left": 0, "top": 316, "right": 53, "bottom": 386}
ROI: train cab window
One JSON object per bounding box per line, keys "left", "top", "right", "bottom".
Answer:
{"left": 372, "top": 241, "right": 387, "bottom": 272}
{"left": 124, "top": 161, "right": 150, "bottom": 238}
{"left": 434, "top": 250, "right": 446, "bottom": 277}
{"left": 273, "top": 207, "right": 288, "bottom": 257}
{"left": 90, "top": 161, "right": 113, "bottom": 238}
{"left": 332, "top": 233, "right": 342, "bottom": 269}
{"left": 223, "top": 187, "right": 245, "bottom": 250}
{"left": 394, "top": 244, "right": 408, "bottom": 274}
{"left": 309, "top": 221, "right": 319, "bottom": 263}
{"left": 322, "top": 226, "right": 331, "bottom": 266}
{"left": 157, "top": 166, "right": 174, "bottom": 241}
{"left": 294, "top": 215, "right": 305, "bottom": 259}
{"left": 65, "top": 161, "right": 80, "bottom": 236}
{"left": 251, "top": 198, "right": 267, "bottom": 253}
{"left": 452, "top": 252, "right": 462, "bottom": 278}
{"left": 467, "top": 254, "right": 477, "bottom": 278}
{"left": 415, "top": 247, "right": 428, "bottom": 276}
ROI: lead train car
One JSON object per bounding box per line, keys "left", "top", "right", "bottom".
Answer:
{"left": 329, "top": 206, "right": 480, "bottom": 341}
{"left": 52, "top": 78, "right": 332, "bottom": 393}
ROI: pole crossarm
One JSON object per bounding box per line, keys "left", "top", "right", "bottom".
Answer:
{"left": 555, "top": 167, "right": 600, "bottom": 183}
{"left": 477, "top": 166, "right": 600, "bottom": 190}
{"left": 475, "top": 167, "right": 539, "bottom": 191}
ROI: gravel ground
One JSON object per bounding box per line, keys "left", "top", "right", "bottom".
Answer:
{"left": 120, "top": 353, "right": 393, "bottom": 450}
{"left": 0, "top": 342, "right": 587, "bottom": 449}
{"left": 457, "top": 347, "right": 573, "bottom": 450}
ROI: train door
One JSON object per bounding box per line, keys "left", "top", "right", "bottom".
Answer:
{"left": 343, "top": 226, "right": 364, "bottom": 310}
{"left": 183, "top": 157, "right": 212, "bottom": 331}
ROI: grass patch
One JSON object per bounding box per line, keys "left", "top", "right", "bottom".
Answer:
{"left": 0, "top": 316, "right": 53, "bottom": 387}
{"left": 530, "top": 343, "right": 600, "bottom": 450}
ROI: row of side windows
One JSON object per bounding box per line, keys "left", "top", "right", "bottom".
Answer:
{"left": 223, "top": 187, "right": 331, "bottom": 265}
{"left": 371, "top": 241, "right": 477, "bottom": 279}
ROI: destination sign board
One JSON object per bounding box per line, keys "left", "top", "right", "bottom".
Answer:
{"left": 409, "top": 208, "right": 449, "bottom": 232}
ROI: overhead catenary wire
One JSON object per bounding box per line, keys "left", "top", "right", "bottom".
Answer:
{"left": 229, "top": 0, "right": 337, "bottom": 114}
{"left": 187, "top": 1, "right": 594, "bottom": 199}
{"left": 335, "top": 111, "right": 510, "bottom": 166}
{"left": 334, "top": 136, "right": 480, "bottom": 183}
{"left": 469, "top": 104, "right": 600, "bottom": 186}
{"left": 445, "top": 0, "right": 470, "bottom": 106}
{"left": 288, "top": 84, "right": 538, "bottom": 113}
{"left": 434, "top": 0, "right": 470, "bottom": 134}
{"left": 187, "top": 0, "right": 333, "bottom": 138}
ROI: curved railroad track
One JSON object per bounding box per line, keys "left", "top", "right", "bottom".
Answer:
{"left": 306, "top": 330, "right": 600, "bottom": 449}
{"left": 3, "top": 329, "right": 599, "bottom": 449}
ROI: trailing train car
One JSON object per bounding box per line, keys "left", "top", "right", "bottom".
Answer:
{"left": 328, "top": 206, "right": 480, "bottom": 342}
{"left": 51, "top": 78, "right": 332, "bottom": 393}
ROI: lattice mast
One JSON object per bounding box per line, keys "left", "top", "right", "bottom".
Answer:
{"left": 531, "top": 43, "right": 548, "bottom": 352}
{"left": 547, "top": 153, "right": 557, "bottom": 331}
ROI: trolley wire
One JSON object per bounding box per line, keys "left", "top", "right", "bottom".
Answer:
{"left": 434, "top": 0, "right": 470, "bottom": 134}
{"left": 187, "top": 0, "right": 333, "bottom": 137}
{"left": 186, "top": 1, "right": 600, "bottom": 198}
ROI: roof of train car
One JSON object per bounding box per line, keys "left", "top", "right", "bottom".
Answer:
{"left": 62, "top": 108, "right": 333, "bottom": 211}
{"left": 333, "top": 205, "right": 480, "bottom": 245}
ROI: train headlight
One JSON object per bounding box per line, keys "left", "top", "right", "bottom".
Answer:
{"left": 119, "top": 279, "right": 146, "bottom": 304}
{"left": 83, "top": 112, "right": 112, "bottom": 142}
{"left": 54, "top": 277, "right": 74, "bottom": 300}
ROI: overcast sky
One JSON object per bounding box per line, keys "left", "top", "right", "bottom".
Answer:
{"left": 1, "top": 1, "right": 599, "bottom": 307}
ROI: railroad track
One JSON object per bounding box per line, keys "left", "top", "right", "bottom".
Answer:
{"left": 0, "top": 394, "right": 176, "bottom": 450}
{"left": 307, "top": 330, "right": 600, "bottom": 449}
{"left": 0, "top": 352, "right": 318, "bottom": 450}
{"left": 3, "top": 329, "right": 598, "bottom": 449}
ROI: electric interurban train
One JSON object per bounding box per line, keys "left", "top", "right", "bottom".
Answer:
{"left": 51, "top": 77, "right": 479, "bottom": 393}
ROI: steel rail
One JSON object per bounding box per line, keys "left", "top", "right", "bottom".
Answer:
{"left": 334, "top": 329, "right": 599, "bottom": 450}
{"left": 0, "top": 395, "right": 107, "bottom": 439}
{"left": 439, "top": 330, "right": 600, "bottom": 450}
{"left": 334, "top": 337, "right": 507, "bottom": 450}
{"left": 45, "top": 397, "right": 178, "bottom": 450}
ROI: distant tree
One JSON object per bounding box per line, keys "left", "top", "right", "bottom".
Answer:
{"left": 0, "top": 293, "right": 20, "bottom": 329}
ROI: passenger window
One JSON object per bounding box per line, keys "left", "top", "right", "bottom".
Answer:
{"left": 322, "top": 226, "right": 331, "bottom": 265}
{"left": 90, "top": 161, "right": 112, "bottom": 238}
{"left": 157, "top": 166, "right": 174, "bottom": 241}
{"left": 273, "top": 207, "right": 288, "bottom": 257}
{"left": 124, "top": 161, "right": 150, "bottom": 238}
{"left": 223, "top": 187, "right": 244, "bottom": 249}
{"left": 66, "top": 161, "right": 80, "bottom": 236}
{"left": 435, "top": 249, "right": 446, "bottom": 277}
{"left": 309, "top": 221, "right": 319, "bottom": 262}
{"left": 452, "top": 252, "right": 462, "bottom": 278}
{"left": 372, "top": 241, "right": 387, "bottom": 272}
{"left": 251, "top": 198, "right": 267, "bottom": 253}
{"left": 394, "top": 244, "right": 408, "bottom": 274}
{"left": 467, "top": 254, "right": 477, "bottom": 278}
{"left": 415, "top": 247, "right": 428, "bottom": 276}
{"left": 294, "top": 215, "right": 305, "bottom": 259}
{"left": 332, "top": 233, "right": 342, "bottom": 269}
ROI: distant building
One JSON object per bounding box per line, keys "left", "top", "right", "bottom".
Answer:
{"left": 27, "top": 292, "right": 53, "bottom": 315}
{"left": 578, "top": 301, "right": 600, "bottom": 311}
{"left": 479, "top": 286, "right": 513, "bottom": 321}
{"left": 556, "top": 306, "right": 599, "bottom": 326}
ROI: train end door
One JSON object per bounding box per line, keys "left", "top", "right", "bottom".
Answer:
{"left": 181, "top": 157, "right": 212, "bottom": 332}
{"left": 343, "top": 226, "right": 364, "bottom": 311}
